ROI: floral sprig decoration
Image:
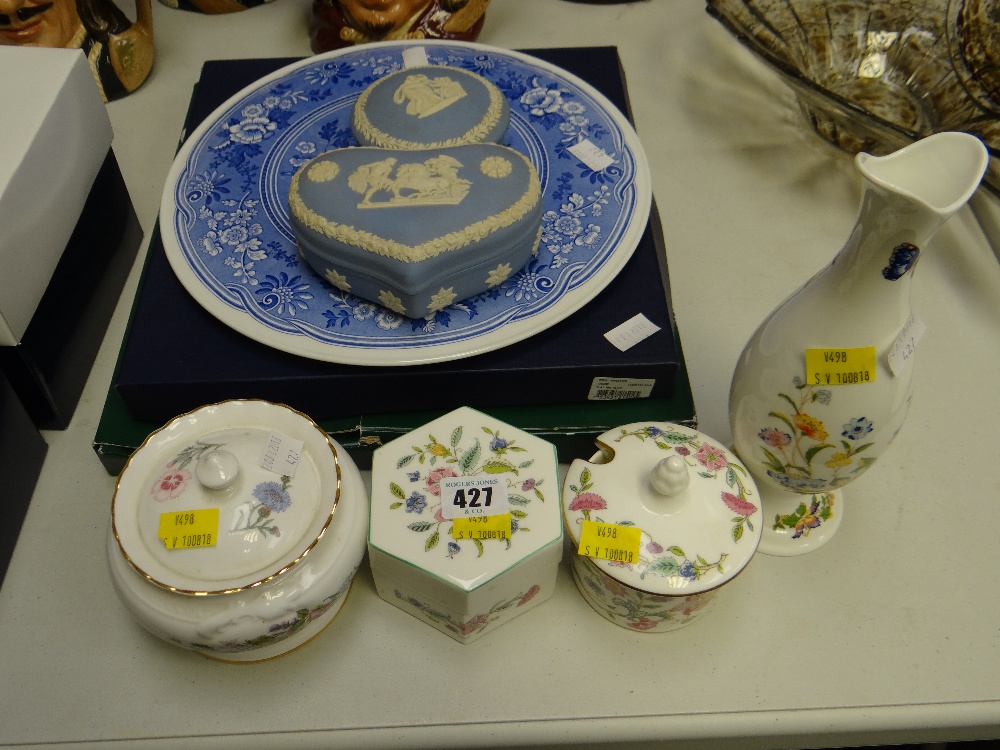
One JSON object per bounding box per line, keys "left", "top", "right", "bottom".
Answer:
{"left": 565, "top": 466, "right": 727, "bottom": 582}
{"left": 387, "top": 424, "right": 539, "bottom": 557}
{"left": 398, "top": 424, "right": 530, "bottom": 477}
{"left": 612, "top": 426, "right": 758, "bottom": 542}
{"left": 197, "top": 192, "right": 266, "bottom": 287}
{"left": 772, "top": 493, "right": 835, "bottom": 538}
{"left": 394, "top": 583, "right": 542, "bottom": 639}
{"left": 231, "top": 476, "right": 293, "bottom": 539}
{"left": 150, "top": 441, "right": 223, "bottom": 502}
{"left": 566, "top": 466, "right": 605, "bottom": 522}
{"left": 757, "top": 377, "right": 877, "bottom": 492}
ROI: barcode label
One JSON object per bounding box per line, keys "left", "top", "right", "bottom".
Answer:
{"left": 588, "top": 377, "right": 655, "bottom": 401}
{"left": 593, "top": 389, "right": 643, "bottom": 400}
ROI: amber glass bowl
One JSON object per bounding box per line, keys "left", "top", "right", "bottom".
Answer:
{"left": 706, "top": 0, "right": 1000, "bottom": 194}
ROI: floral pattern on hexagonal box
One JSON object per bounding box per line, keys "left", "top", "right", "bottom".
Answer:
{"left": 369, "top": 406, "right": 562, "bottom": 643}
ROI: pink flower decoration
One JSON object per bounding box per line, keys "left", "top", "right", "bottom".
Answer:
{"left": 628, "top": 617, "right": 658, "bottom": 631}
{"left": 695, "top": 443, "right": 728, "bottom": 471}
{"left": 568, "top": 492, "right": 607, "bottom": 512}
{"left": 458, "top": 613, "right": 489, "bottom": 636}
{"left": 722, "top": 492, "right": 758, "bottom": 516}
{"left": 517, "top": 584, "right": 541, "bottom": 607}
{"left": 426, "top": 467, "right": 457, "bottom": 497}
{"left": 758, "top": 427, "right": 792, "bottom": 447}
{"left": 646, "top": 541, "right": 664, "bottom": 554}
{"left": 151, "top": 468, "right": 191, "bottom": 502}
{"left": 521, "top": 478, "right": 536, "bottom": 492}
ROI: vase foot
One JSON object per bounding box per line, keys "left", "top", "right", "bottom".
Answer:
{"left": 757, "top": 488, "right": 842, "bottom": 557}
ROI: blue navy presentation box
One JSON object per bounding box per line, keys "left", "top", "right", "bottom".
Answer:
{"left": 114, "top": 49, "right": 682, "bottom": 424}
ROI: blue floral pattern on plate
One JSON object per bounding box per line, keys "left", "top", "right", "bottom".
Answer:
{"left": 163, "top": 42, "right": 650, "bottom": 365}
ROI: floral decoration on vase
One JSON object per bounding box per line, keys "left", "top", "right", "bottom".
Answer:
{"left": 755, "top": 376, "right": 877, "bottom": 494}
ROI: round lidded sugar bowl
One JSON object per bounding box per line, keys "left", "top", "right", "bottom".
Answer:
{"left": 107, "top": 400, "right": 368, "bottom": 662}
{"left": 562, "top": 422, "right": 762, "bottom": 632}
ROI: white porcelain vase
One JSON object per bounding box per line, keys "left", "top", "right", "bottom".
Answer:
{"left": 729, "top": 132, "right": 988, "bottom": 556}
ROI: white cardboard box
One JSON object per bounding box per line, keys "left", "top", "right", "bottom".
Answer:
{"left": 0, "top": 47, "right": 112, "bottom": 347}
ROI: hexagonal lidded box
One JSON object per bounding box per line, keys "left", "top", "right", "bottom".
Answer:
{"left": 369, "top": 406, "right": 562, "bottom": 643}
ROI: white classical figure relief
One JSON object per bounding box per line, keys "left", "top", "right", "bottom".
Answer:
{"left": 393, "top": 74, "right": 468, "bottom": 118}
{"left": 349, "top": 155, "right": 471, "bottom": 207}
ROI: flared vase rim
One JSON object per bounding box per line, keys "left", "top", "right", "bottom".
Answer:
{"left": 855, "top": 132, "right": 989, "bottom": 217}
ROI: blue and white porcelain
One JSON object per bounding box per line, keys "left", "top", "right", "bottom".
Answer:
{"left": 160, "top": 40, "right": 651, "bottom": 366}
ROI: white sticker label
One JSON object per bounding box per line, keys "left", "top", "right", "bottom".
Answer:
{"left": 887, "top": 313, "right": 927, "bottom": 376}
{"left": 604, "top": 313, "right": 661, "bottom": 351}
{"left": 567, "top": 139, "right": 616, "bottom": 172}
{"left": 439, "top": 476, "right": 509, "bottom": 520}
{"left": 402, "top": 47, "right": 430, "bottom": 68}
{"left": 260, "top": 431, "right": 304, "bottom": 478}
{"left": 588, "top": 377, "right": 656, "bottom": 401}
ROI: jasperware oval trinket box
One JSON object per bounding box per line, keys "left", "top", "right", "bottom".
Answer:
{"left": 369, "top": 406, "right": 561, "bottom": 643}
{"left": 352, "top": 65, "right": 510, "bottom": 149}
{"left": 562, "top": 422, "right": 762, "bottom": 632}
{"left": 107, "top": 400, "right": 368, "bottom": 662}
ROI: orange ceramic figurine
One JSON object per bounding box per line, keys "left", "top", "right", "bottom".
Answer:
{"left": 0, "top": 0, "right": 153, "bottom": 100}
{"left": 309, "top": 0, "right": 490, "bottom": 53}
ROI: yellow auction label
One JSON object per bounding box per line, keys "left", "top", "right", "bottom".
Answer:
{"left": 578, "top": 520, "right": 642, "bottom": 565}
{"left": 452, "top": 513, "right": 511, "bottom": 540}
{"left": 805, "top": 346, "right": 877, "bottom": 386}
{"left": 158, "top": 508, "right": 219, "bottom": 550}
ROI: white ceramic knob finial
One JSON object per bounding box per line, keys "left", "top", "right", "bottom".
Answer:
{"left": 195, "top": 449, "right": 241, "bottom": 490}
{"left": 649, "top": 455, "right": 690, "bottom": 497}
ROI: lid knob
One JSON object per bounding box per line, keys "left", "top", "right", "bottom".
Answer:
{"left": 649, "top": 455, "right": 689, "bottom": 497}
{"left": 195, "top": 449, "right": 241, "bottom": 490}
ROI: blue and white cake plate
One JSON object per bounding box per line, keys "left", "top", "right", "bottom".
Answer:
{"left": 161, "top": 41, "right": 652, "bottom": 366}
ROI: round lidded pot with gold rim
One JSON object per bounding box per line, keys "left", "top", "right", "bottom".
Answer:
{"left": 107, "top": 399, "right": 368, "bottom": 662}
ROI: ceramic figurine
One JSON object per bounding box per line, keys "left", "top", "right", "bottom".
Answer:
{"left": 157, "top": 0, "right": 274, "bottom": 14}
{"left": 729, "top": 132, "right": 988, "bottom": 556}
{"left": 0, "top": 0, "right": 153, "bottom": 101}
{"left": 309, "top": 0, "right": 490, "bottom": 53}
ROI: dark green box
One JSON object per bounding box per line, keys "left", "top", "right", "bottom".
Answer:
{"left": 94, "top": 353, "right": 695, "bottom": 474}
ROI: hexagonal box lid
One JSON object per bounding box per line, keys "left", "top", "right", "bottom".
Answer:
{"left": 369, "top": 406, "right": 561, "bottom": 592}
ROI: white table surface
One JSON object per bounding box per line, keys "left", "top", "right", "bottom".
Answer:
{"left": 3, "top": 1, "right": 1000, "bottom": 748}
